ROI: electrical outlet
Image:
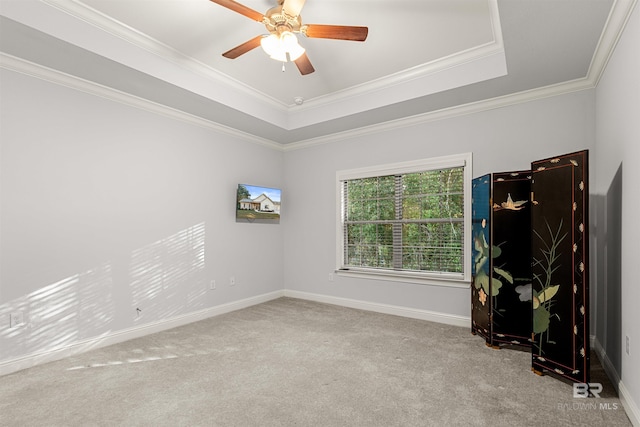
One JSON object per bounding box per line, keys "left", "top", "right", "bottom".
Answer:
{"left": 230, "top": 276, "right": 235, "bottom": 286}
{"left": 626, "top": 335, "right": 630, "bottom": 355}
{"left": 210, "top": 280, "right": 216, "bottom": 290}
{"left": 10, "top": 311, "right": 24, "bottom": 328}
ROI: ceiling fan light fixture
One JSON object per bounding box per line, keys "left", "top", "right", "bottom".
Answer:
{"left": 260, "top": 34, "right": 280, "bottom": 56}
{"left": 260, "top": 32, "right": 305, "bottom": 62}
{"left": 280, "top": 31, "right": 305, "bottom": 60}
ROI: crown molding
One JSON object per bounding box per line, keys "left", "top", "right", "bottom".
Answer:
{"left": 587, "top": 0, "right": 638, "bottom": 86}
{"left": 41, "top": 0, "right": 288, "bottom": 111}
{"left": 286, "top": 43, "right": 507, "bottom": 129}
{"left": 0, "top": 53, "right": 283, "bottom": 151}
{"left": 290, "top": 0, "right": 504, "bottom": 111}
{"left": 283, "top": 0, "right": 636, "bottom": 151}
{"left": 0, "top": 51, "right": 595, "bottom": 155}
{"left": 285, "top": 0, "right": 506, "bottom": 128}
{"left": 43, "top": 0, "right": 507, "bottom": 128}
{"left": 282, "top": 77, "right": 596, "bottom": 152}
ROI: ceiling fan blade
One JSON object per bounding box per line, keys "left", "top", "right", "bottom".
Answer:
{"left": 303, "top": 24, "right": 368, "bottom": 41}
{"left": 222, "top": 35, "right": 263, "bottom": 59}
{"left": 282, "top": 0, "right": 306, "bottom": 18}
{"left": 294, "top": 52, "right": 315, "bottom": 75}
{"left": 209, "top": 0, "right": 264, "bottom": 22}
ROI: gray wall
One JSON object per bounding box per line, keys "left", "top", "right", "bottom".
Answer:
{"left": 0, "top": 68, "right": 284, "bottom": 363}
{"left": 283, "top": 90, "right": 596, "bottom": 318}
{"left": 595, "top": 2, "right": 640, "bottom": 417}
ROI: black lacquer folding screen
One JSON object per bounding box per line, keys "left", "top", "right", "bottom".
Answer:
{"left": 491, "top": 172, "right": 533, "bottom": 347}
{"left": 471, "top": 174, "right": 492, "bottom": 343}
{"left": 531, "top": 150, "right": 589, "bottom": 384}
{"left": 471, "top": 150, "right": 589, "bottom": 385}
{"left": 471, "top": 172, "right": 532, "bottom": 348}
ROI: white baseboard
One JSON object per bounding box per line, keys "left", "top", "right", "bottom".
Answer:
{"left": 283, "top": 289, "right": 471, "bottom": 328}
{"left": 0, "top": 290, "right": 284, "bottom": 377}
{"left": 592, "top": 335, "right": 640, "bottom": 426}
{"left": 592, "top": 335, "right": 622, "bottom": 389}
{"left": 619, "top": 381, "right": 640, "bottom": 427}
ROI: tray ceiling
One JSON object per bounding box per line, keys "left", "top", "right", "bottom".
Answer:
{"left": 1, "top": 0, "right": 633, "bottom": 147}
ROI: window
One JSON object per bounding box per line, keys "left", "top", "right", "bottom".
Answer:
{"left": 336, "top": 153, "right": 472, "bottom": 285}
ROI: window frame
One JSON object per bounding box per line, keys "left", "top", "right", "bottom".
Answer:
{"left": 335, "top": 153, "right": 472, "bottom": 287}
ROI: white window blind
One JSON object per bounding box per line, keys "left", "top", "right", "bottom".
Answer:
{"left": 336, "top": 153, "right": 472, "bottom": 284}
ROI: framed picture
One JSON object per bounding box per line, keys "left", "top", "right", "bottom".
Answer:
{"left": 236, "top": 184, "right": 281, "bottom": 224}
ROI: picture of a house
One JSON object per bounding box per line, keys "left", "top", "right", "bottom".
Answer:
{"left": 237, "top": 184, "right": 281, "bottom": 223}
{"left": 238, "top": 193, "right": 280, "bottom": 214}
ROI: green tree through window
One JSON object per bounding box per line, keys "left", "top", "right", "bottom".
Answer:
{"left": 338, "top": 154, "right": 470, "bottom": 281}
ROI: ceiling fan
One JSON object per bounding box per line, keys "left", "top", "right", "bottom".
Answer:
{"left": 210, "top": 0, "right": 368, "bottom": 75}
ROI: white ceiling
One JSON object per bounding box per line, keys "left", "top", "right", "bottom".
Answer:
{"left": 0, "top": 0, "right": 635, "bottom": 148}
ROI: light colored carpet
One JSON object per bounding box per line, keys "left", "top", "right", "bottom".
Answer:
{"left": 0, "top": 297, "right": 631, "bottom": 426}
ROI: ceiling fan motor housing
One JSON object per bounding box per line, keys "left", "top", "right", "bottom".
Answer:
{"left": 264, "top": 5, "right": 302, "bottom": 35}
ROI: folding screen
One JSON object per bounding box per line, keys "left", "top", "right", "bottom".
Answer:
{"left": 530, "top": 150, "right": 590, "bottom": 384}
{"left": 471, "top": 172, "right": 532, "bottom": 348}
{"left": 471, "top": 174, "right": 491, "bottom": 343}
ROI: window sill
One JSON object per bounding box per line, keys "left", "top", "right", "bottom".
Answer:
{"left": 335, "top": 268, "right": 471, "bottom": 288}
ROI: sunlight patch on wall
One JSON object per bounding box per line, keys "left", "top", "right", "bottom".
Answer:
{"left": 0, "top": 262, "right": 114, "bottom": 360}
{"left": 129, "top": 222, "right": 206, "bottom": 322}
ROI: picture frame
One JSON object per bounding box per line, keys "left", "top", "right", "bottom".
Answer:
{"left": 236, "top": 184, "right": 281, "bottom": 224}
